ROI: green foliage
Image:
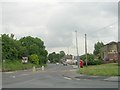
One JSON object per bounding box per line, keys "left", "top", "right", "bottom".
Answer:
{"left": 80, "top": 54, "right": 102, "bottom": 65}
{"left": 59, "top": 51, "right": 65, "bottom": 59}
{"left": 29, "top": 54, "right": 39, "bottom": 65}
{"left": 77, "top": 63, "right": 118, "bottom": 76}
{"left": 1, "top": 34, "right": 48, "bottom": 67}
{"left": 19, "top": 36, "right": 48, "bottom": 64}
{"left": 84, "top": 41, "right": 104, "bottom": 65}
{"left": 48, "top": 51, "right": 65, "bottom": 63}
{"left": 18, "top": 46, "right": 28, "bottom": 58}
{"left": 2, "top": 60, "right": 34, "bottom": 71}
{"left": 2, "top": 34, "right": 19, "bottom": 60}
{"left": 48, "top": 53, "right": 54, "bottom": 63}
{"left": 93, "top": 42, "right": 104, "bottom": 58}
{"left": 48, "top": 52, "right": 57, "bottom": 63}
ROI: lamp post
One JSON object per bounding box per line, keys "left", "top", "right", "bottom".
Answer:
{"left": 75, "top": 30, "right": 80, "bottom": 68}
{"left": 85, "top": 34, "right": 88, "bottom": 66}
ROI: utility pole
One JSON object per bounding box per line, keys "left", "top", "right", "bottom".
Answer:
{"left": 75, "top": 30, "right": 80, "bottom": 68}
{"left": 85, "top": 34, "right": 88, "bottom": 66}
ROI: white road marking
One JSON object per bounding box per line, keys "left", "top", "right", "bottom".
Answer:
{"left": 64, "top": 77, "right": 72, "bottom": 80}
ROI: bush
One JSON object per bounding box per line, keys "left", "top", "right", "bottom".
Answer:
{"left": 29, "top": 54, "right": 39, "bottom": 65}
{"left": 80, "top": 54, "right": 102, "bottom": 65}
{"left": 2, "top": 60, "right": 34, "bottom": 71}
{"left": 88, "top": 60, "right": 102, "bottom": 65}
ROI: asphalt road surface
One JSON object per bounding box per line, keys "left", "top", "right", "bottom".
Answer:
{"left": 2, "top": 64, "right": 118, "bottom": 88}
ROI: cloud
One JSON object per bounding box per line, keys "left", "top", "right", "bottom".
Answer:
{"left": 1, "top": 1, "right": 118, "bottom": 55}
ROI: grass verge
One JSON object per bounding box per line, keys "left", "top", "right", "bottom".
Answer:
{"left": 77, "top": 63, "right": 119, "bottom": 76}
{"left": 2, "top": 60, "right": 41, "bottom": 72}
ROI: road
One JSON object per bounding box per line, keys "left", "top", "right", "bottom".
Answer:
{"left": 2, "top": 64, "right": 118, "bottom": 88}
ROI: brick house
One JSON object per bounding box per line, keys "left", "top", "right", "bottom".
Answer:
{"left": 100, "top": 41, "right": 119, "bottom": 62}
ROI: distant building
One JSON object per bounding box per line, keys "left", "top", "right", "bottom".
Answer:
{"left": 100, "top": 41, "right": 119, "bottom": 62}
{"left": 118, "top": 42, "right": 120, "bottom": 65}
{"left": 118, "top": 42, "right": 120, "bottom": 54}
{"left": 65, "top": 54, "right": 73, "bottom": 60}
{"left": 64, "top": 54, "right": 77, "bottom": 65}
{"left": 74, "top": 56, "right": 80, "bottom": 60}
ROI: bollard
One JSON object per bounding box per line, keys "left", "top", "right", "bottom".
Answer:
{"left": 42, "top": 66, "right": 44, "bottom": 71}
{"left": 32, "top": 66, "right": 36, "bottom": 72}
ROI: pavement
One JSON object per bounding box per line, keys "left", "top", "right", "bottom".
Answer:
{"left": 62, "top": 68, "right": 120, "bottom": 82}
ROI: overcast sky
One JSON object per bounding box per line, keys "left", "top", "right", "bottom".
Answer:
{"left": 1, "top": 0, "right": 118, "bottom": 56}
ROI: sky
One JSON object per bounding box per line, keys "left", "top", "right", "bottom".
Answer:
{"left": 0, "top": 0, "right": 119, "bottom": 56}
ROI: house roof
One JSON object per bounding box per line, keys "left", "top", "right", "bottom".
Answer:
{"left": 104, "top": 41, "right": 118, "bottom": 46}
{"left": 106, "top": 41, "right": 117, "bottom": 45}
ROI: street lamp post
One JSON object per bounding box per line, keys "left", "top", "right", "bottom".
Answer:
{"left": 85, "top": 34, "right": 88, "bottom": 66}
{"left": 75, "top": 30, "right": 80, "bottom": 68}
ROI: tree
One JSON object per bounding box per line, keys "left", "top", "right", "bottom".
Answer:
{"left": 10, "top": 33, "right": 14, "bottom": 39}
{"left": 29, "top": 44, "right": 39, "bottom": 55}
{"left": 48, "top": 53, "right": 53, "bottom": 63}
{"left": 18, "top": 46, "right": 28, "bottom": 58}
{"left": 2, "top": 34, "right": 19, "bottom": 60}
{"left": 2, "top": 34, "right": 48, "bottom": 65}
{"left": 80, "top": 53, "right": 102, "bottom": 65}
{"left": 48, "top": 51, "right": 66, "bottom": 63}
{"left": 48, "top": 52, "right": 56, "bottom": 63}
{"left": 29, "top": 54, "right": 39, "bottom": 65}
{"left": 93, "top": 42, "right": 104, "bottom": 59}
{"left": 54, "top": 53, "right": 60, "bottom": 62}
{"left": 59, "top": 51, "right": 65, "bottom": 59}
{"left": 19, "top": 36, "right": 48, "bottom": 65}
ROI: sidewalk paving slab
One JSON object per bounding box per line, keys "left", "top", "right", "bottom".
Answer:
{"left": 104, "top": 77, "right": 120, "bottom": 82}
{"left": 62, "top": 69, "right": 120, "bottom": 82}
